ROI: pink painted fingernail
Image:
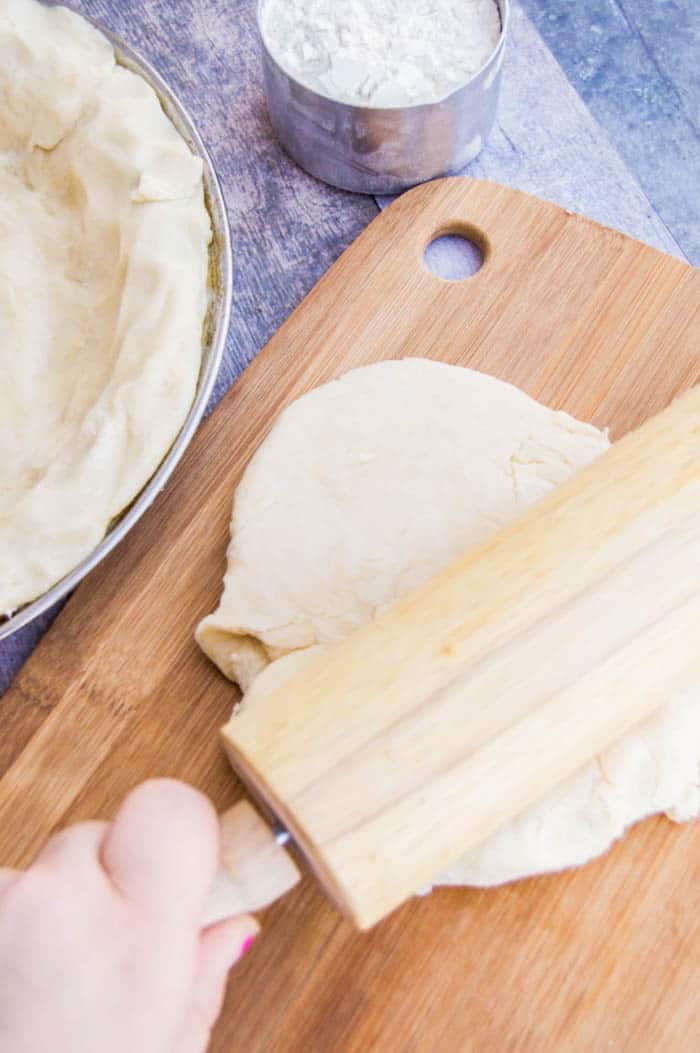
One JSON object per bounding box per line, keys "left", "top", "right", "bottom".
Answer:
{"left": 240, "top": 934, "right": 257, "bottom": 958}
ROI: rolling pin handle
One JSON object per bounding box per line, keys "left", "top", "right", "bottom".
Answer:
{"left": 203, "top": 801, "right": 301, "bottom": 927}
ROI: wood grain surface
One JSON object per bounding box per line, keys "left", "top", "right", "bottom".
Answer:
{"left": 1, "top": 179, "right": 699, "bottom": 1051}
{"left": 3, "top": 0, "right": 687, "bottom": 691}
{"left": 223, "top": 388, "right": 700, "bottom": 929}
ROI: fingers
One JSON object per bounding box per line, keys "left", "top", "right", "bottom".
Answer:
{"left": 33, "top": 821, "right": 109, "bottom": 870}
{"left": 195, "top": 916, "right": 259, "bottom": 1023}
{"left": 100, "top": 779, "right": 219, "bottom": 922}
{"left": 176, "top": 916, "right": 260, "bottom": 1053}
{"left": 0, "top": 867, "right": 19, "bottom": 896}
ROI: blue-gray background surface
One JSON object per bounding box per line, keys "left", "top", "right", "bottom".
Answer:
{"left": 1, "top": 0, "right": 698, "bottom": 694}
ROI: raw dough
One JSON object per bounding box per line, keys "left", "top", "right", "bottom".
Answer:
{"left": 0, "top": 0, "right": 211, "bottom": 614}
{"left": 197, "top": 359, "right": 700, "bottom": 886}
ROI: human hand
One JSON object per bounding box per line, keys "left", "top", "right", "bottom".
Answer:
{"left": 0, "top": 780, "right": 258, "bottom": 1053}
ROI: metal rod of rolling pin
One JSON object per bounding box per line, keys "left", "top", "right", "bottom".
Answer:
{"left": 274, "top": 824, "right": 292, "bottom": 847}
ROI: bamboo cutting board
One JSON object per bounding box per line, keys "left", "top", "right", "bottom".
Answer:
{"left": 2, "top": 179, "right": 700, "bottom": 1051}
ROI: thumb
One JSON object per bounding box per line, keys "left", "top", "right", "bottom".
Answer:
{"left": 100, "top": 779, "right": 219, "bottom": 922}
{"left": 194, "top": 916, "right": 260, "bottom": 1023}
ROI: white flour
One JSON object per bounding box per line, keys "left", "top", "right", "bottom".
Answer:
{"left": 260, "top": 0, "right": 502, "bottom": 108}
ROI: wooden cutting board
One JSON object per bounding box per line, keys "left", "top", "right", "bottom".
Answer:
{"left": 2, "top": 179, "right": 699, "bottom": 1051}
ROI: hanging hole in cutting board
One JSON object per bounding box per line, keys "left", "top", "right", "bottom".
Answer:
{"left": 424, "top": 231, "right": 484, "bottom": 282}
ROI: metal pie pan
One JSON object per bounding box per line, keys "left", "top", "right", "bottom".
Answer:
{"left": 0, "top": 10, "right": 232, "bottom": 641}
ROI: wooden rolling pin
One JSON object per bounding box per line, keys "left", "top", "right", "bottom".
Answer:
{"left": 212, "top": 387, "right": 700, "bottom": 930}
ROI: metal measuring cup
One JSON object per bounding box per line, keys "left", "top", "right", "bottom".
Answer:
{"left": 258, "top": 0, "right": 510, "bottom": 195}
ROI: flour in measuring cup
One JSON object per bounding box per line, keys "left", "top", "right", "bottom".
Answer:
{"left": 259, "top": 0, "right": 502, "bottom": 108}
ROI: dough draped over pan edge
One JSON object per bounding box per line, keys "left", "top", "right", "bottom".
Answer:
{"left": 0, "top": 0, "right": 211, "bottom": 613}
